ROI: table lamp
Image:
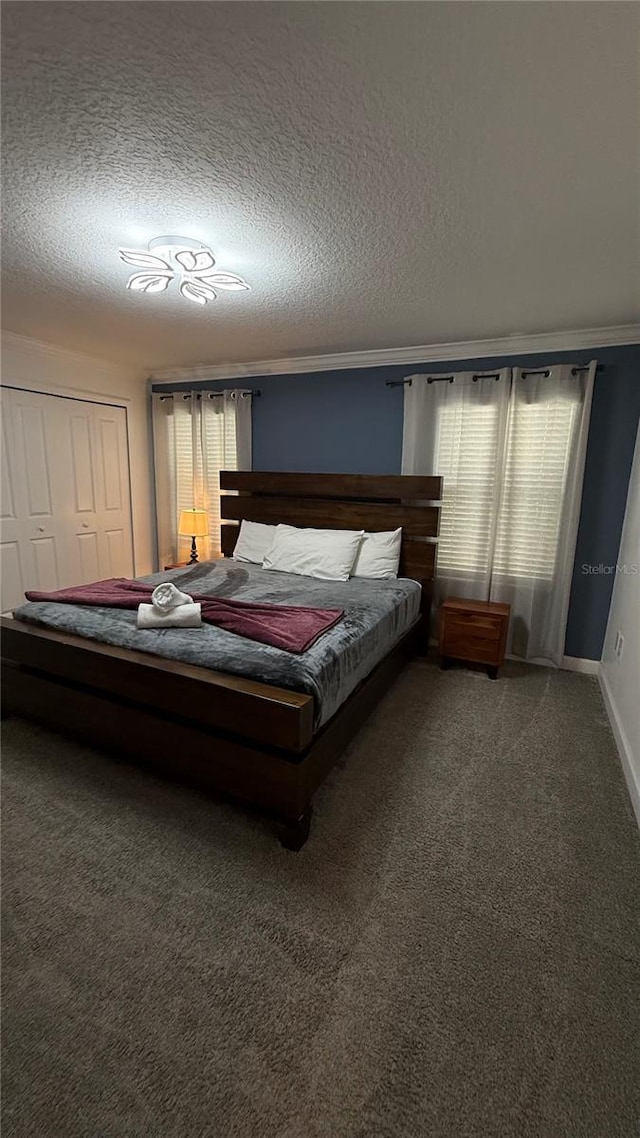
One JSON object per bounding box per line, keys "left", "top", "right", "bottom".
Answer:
{"left": 178, "top": 508, "right": 208, "bottom": 564}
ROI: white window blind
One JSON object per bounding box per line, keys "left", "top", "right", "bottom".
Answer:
{"left": 172, "top": 403, "right": 198, "bottom": 555}
{"left": 152, "top": 390, "right": 251, "bottom": 566}
{"left": 493, "top": 398, "right": 579, "bottom": 580}
{"left": 435, "top": 388, "right": 580, "bottom": 581}
{"left": 200, "top": 395, "right": 238, "bottom": 556}
{"left": 434, "top": 402, "right": 502, "bottom": 576}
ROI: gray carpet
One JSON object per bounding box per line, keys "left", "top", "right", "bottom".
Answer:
{"left": 2, "top": 660, "right": 640, "bottom": 1138}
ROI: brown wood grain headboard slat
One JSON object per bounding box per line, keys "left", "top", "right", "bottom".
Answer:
{"left": 220, "top": 495, "right": 439, "bottom": 537}
{"left": 218, "top": 472, "right": 441, "bottom": 585}
{"left": 221, "top": 525, "right": 244, "bottom": 558}
{"left": 220, "top": 471, "right": 442, "bottom": 501}
{"left": 399, "top": 540, "right": 436, "bottom": 580}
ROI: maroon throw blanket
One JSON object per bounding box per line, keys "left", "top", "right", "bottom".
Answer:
{"left": 24, "top": 579, "right": 344, "bottom": 654}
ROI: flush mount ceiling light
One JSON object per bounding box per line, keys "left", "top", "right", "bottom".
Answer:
{"left": 118, "top": 236, "right": 250, "bottom": 306}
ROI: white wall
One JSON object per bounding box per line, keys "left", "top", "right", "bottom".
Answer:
{"left": 1, "top": 331, "right": 155, "bottom": 575}
{"left": 600, "top": 423, "right": 640, "bottom": 826}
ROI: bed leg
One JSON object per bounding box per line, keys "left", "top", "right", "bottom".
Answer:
{"left": 278, "top": 806, "right": 313, "bottom": 851}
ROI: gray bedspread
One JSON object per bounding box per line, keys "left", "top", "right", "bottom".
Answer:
{"left": 13, "top": 562, "right": 421, "bottom": 726}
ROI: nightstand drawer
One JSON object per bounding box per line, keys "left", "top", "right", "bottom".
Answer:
{"left": 445, "top": 615, "right": 501, "bottom": 641}
{"left": 439, "top": 595, "right": 510, "bottom": 678}
{"left": 443, "top": 633, "right": 500, "bottom": 664}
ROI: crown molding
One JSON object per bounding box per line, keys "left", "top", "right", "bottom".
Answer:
{"left": 149, "top": 324, "right": 640, "bottom": 383}
{"left": 1, "top": 329, "right": 102, "bottom": 366}
{"left": 1, "top": 329, "right": 145, "bottom": 381}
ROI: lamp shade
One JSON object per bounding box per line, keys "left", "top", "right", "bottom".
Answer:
{"left": 178, "top": 508, "right": 208, "bottom": 537}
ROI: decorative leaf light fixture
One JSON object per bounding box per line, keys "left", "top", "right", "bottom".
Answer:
{"left": 118, "top": 236, "right": 250, "bottom": 306}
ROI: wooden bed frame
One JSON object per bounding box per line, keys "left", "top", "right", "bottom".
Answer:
{"left": 1, "top": 472, "right": 441, "bottom": 849}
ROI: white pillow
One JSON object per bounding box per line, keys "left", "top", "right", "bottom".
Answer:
{"left": 262, "top": 525, "right": 364, "bottom": 582}
{"left": 351, "top": 528, "right": 402, "bottom": 579}
{"left": 233, "top": 520, "right": 278, "bottom": 564}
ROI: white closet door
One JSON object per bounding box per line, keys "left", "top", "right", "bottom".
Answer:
{"left": 61, "top": 400, "right": 102, "bottom": 584}
{"left": 58, "top": 401, "right": 134, "bottom": 584}
{"left": 91, "top": 405, "right": 134, "bottom": 578}
{"left": 1, "top": 388, "right": 68, "bottom": 602}
{"left": 1, "top": 395, "right": 25, "bottom": 611}
{"left": 1, "top": 388, "right": 134, "bottom": 611}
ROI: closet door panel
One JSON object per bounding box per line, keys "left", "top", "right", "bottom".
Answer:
{"left": 1, "top": 541, "right": 23, "bottom": 613}
{"left": 14, "top": 401, "right": 55, "bottom": 519}
{"left": 58, "top": 403, "right": 99, "bottom": 585}
{"left": 1, "top": 391, "right": 23, "bottom": 610}
{"left": 91, "top": 405, "right": 133, "bottom": 578}
{"left": 103, "top": 528, "right": 130, "bottom": 576}
{"left": 6, "top": 390, "right": 66, "bottom": 591}
{"left": 98, "top": 416, "right": 124, "bottom": 511}
{"left": 0, "top": 400, "right": 24, "bottom": 611}
{"left": 76, "top": 530, "right": 100, "bottom": 582}
{"left": 1, "top": 411, "right": 17, "bottom": 523}
{"left": 69, "top": 412, "right": 97, "bottom": 514}
{"left": 29, "top": 535, "right": 61, "bottom": 589}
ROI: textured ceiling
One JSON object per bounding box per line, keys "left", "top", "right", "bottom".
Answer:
{"left": 2, "top": 1, "right": 639, "bottom": 371}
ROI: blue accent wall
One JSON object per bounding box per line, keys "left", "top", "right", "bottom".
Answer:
{"left": 154, "top": 343, "right": 640, "bottom": 660}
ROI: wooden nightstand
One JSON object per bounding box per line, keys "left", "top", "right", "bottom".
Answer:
{"left": 439, "top": 597, "right": 511, "bottom": 679}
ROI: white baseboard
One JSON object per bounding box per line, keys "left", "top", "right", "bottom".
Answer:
{"left": 505, "top": 653, "right": 600, "bottom": 673}
{"left": 429, "top": 641, "right": 600, "bottom": 675}
{"left": 561, "top": 655, "right": 601, "bottom": 675}
{"left": 598, "top": 668, "right": 640, "bottom": 829}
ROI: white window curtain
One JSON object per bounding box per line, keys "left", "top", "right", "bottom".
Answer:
{"left": 402, "top": 362, "right": 596, "bottom": 665}
{"left": 152, "top": 389, "right": 252, "bottom": 567}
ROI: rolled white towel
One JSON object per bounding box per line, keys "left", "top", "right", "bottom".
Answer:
{"left": 151, "top": 582, "right": 193, "bottom": 612}
{"left": 137, "top": 602, "right": 202, "bottom": 629}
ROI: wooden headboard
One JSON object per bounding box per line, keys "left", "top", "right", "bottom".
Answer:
{"left": 218, "top": 472, "right": 442, "bottom": 585}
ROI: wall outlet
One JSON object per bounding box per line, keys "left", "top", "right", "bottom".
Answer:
{"left": 614, "top": 631, "right": 625, "bottom": 659}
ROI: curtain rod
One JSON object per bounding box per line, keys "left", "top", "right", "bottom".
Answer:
{"left": 387, "top": 363, "right": 603, "bottom": 387}
{"left": 521, "top": 365, "right": 602, "bottom": 378}
{"left": 157, "top": 390, "right": 261, "bottom": 401}
{"left": 386, "top": 373, "right": 501, "bottom": 387}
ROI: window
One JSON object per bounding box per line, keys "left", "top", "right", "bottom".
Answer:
{"left": 493, "top": 398, "right": 579, "bottom": 580}
{"left": 402, "top": 361, "right": 595, "bottom": 664}
{"left": 200, "top": 395, "right": 239, "bottom": 553}
{"left": 152, "top": 390, "right": 251, "bottom": 567}
{"left": 435, "top": 386, "right": 581, "bottom": 581}
{"left": 434, "top": 401, "right": 502, "bottom": 576}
